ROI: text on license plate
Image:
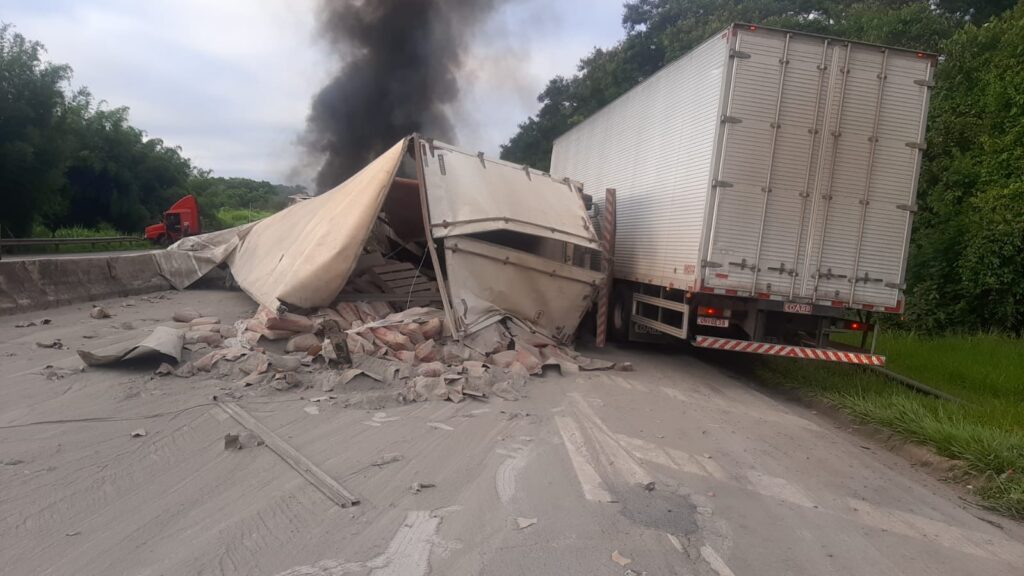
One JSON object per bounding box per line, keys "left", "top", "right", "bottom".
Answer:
{"left": 697, "top": 317, "right": 729, "bottom": 328}
{"left": 784, "top": 302, "right": 813, "bottom": 314}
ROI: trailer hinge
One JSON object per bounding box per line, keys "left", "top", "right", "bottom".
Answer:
{"left": 913, "top": 79, "right": 935, "bottom": 87}
{"left": 720, "top": 115, "right": 742, "bottom": 124}
{"left": 815, "top": 268, "right": 847, "bottom": 281}
{"left": 766, "top": 262, "right": 797, "bottom": 277}
{"left": 884, "top": 281, "right": 906, "bottom": 290}
{"left": 712, "top": 179, "right": 733, "bottom": 188}
{"left": 896, "top": 203, "right": 918, "bottom": 213}
{"left": 730, "top": 49, "right": 751, "bottom": 59}
{"left": 729, "top": 258, "right": 758, "bottom": 272}
{"left": 852, "top": 272, "right": 884, "bottom": 285}
{"left": 905, "top": 141, "right": 927, "bottom": 150}
{"left": 702, "top": 260, "right": 723, "bottom": 269}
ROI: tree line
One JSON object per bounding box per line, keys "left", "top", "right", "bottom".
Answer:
{"left": 500, "top": 0, "right": 1024, "bottom": 334}
{"left": 0, "top": 23, "right": 301, "bottom": 239}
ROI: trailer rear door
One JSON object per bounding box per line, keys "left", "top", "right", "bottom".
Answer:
{"left": 703, "top": 26, "right": 933, "bottom": 311}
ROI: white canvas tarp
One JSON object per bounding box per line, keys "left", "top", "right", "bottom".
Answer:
{"left": 155, "top": 139, "right": 408, "bottom": 312}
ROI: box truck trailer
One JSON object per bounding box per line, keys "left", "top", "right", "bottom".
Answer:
{"left": 550, "top": 24, "right": 936, "bottom": 365}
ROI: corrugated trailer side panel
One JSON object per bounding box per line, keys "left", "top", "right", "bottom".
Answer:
{"left": 704, "top": 26, "right": 932, "bottom": 310}
{"left": 551, "top": 34, "right": 729, "bottom": 290}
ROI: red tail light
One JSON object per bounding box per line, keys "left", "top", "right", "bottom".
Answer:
{"left": 698, "top": 306, "right": 731, "bottom": 318}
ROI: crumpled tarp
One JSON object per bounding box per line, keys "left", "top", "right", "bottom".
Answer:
{"left": 76, "top": 326, "right": 184, "bottom": 366}
{"left": 154, "top": 139, "right": 408, "bottom": 311}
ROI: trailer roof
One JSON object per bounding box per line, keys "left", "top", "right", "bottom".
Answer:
{"left": 730, "top": 22, "right": 939, "bottom": 58}
{"left": 553, "top": 23, "right": 938, "bottom": 148}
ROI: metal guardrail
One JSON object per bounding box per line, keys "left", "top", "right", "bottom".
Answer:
{"left": 0, "top": 236, "right": 145, "bottom": 260}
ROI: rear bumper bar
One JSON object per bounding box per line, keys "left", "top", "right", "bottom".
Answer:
{"left": 692, "top": 336, "right": 885, "bottom": 366}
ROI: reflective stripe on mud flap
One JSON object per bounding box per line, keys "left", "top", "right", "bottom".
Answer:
{"left": 693, "top": 336, "right": 885, "bottom": 365}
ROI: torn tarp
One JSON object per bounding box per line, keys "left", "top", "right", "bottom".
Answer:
{"left": 77, "top": 326, "right": 184, "bottom": 367}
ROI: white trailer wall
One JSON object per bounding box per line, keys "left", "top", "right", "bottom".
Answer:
{"left": 550, "top": 34, "right": 730, "bottom": 291}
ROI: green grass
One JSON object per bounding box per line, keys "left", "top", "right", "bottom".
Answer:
{"left": 8, "top": 224, "right": 151, "bottom": 254}
{"left": 756, "top": 332, "right": 1024, "bottom": 517}
{"left": 215, "top": 207, "right": 273, "bottom": 228}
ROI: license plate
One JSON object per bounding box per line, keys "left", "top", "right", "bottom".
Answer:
{"left": 784, "top": 302, "right": 813, "bottom": 314}
{"left": 697, "top": 317, "right": 729, "bottom": 328}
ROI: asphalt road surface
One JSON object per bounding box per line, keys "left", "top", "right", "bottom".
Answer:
{"left": 2, "top": 289, "right": 1022, "bottom": 575}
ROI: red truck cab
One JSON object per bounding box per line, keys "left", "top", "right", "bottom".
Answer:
{"left": 145, "top": 195, "right": 201, "bottom": 245}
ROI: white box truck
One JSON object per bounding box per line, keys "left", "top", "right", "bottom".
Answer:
{"left": 550, "top": 24, "right": 936, "bottom": 365}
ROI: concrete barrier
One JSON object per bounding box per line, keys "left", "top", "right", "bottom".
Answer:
{"left": 0, "top": 252, "right": 172, "bottom": 316}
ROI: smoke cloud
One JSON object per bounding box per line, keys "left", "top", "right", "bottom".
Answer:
{"left": 304, "top": 0, "right": 501, "bottom": 191}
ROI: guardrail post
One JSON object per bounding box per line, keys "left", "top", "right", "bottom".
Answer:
{"left": 596, "top": 188, "right": 617, "bottom": 347}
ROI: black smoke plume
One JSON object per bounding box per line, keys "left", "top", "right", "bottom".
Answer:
{"left": 304, "top": 0, "right": 499, "bottom": 191}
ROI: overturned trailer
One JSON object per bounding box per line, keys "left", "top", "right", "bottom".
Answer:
{"left": 155, "top": 135, "right": 604, "bottom": 346}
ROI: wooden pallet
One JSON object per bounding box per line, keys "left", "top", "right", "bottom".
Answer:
{"left": 369, "top": 262, "right": 439, "bottom": 297}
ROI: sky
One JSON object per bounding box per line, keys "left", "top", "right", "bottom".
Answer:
{"left": 4, "top": 0, "right": 626, "bottom": 186}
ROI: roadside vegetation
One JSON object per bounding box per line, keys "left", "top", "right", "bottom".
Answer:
{"left": 757, "top": 332, "right": 1024, "bottom": 517}
{"left": 0, "top": 224, "right": 148, "bottom": 256}
{"left": 0, "top": 24, "right": 301, "bottom": 240}
{"left": 214, "top": 207, "right": 275, "bottom": 229}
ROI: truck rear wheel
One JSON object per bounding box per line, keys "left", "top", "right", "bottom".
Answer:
{"left": 610, "top": 284, "right": 632, "bottom": 342}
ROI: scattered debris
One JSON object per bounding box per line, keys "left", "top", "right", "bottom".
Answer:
{"left": 514, "top": 517, "right": 537, "bottom": 530}
{"left": 155, "top": 362, "right": 175, "bottom": 376}
{"left": 40, "top": 366, "right": 76, "bottom": 381}
{"left": 643, "top": 481, "right": 656, "bottom": 492}
{"left": 17, "top": 317, "right": 52, "bottom": 328}
{"left": 130, "top": 428, "right": 147, "bottom": 438}
{"left": 3, "top": 459, "right": 25, "bottom": 466}
{"left": 78, "top": 327, "right": 183, "bottom": 366}
{"left": 172, "top": 308, "right": 201, "bottom": 322}
{"left": 303, "top": 405, "right": 320, "bottom": 415}
{"left": 174, "top": 362, "right": 196, "bottom": 378}
{"left": 611, "top": 550, "right": 632, "bottom": 567}
{"left": 224, "top": 433, "right": 240, "bottom": 450}
{"left": 427, "top": 422, "right": 454, "bottom": 431}
{"left": 371, "top": 453, "right": 403, "bottom": 467}
{"left": 410, "top": 481, "right": 435, "bottom": 494}
{"left": 317, "top": 368, "right": 363, "bottom": 392}
{"left": 35, "top": 339, "right": 66, "bottom": 350}
{"left": 65, "top": 530, "right": 81, "bottom": 537}
{"left": 89, "top": 306, "right": 111, "bottom": 319}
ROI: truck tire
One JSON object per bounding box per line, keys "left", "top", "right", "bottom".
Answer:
{"left": 610, "top": 284, "right": 633, "bottom": 342}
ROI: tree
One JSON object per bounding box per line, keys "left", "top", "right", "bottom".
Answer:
{"left": 908, "top": 4, "right": 1024, "bottom": 333}
{"left": 500, "top": 1, "right": 960, "bottom": 171}
{"left": 0, "top": 24, "right": 72, "bottom": 237}
{"left": 53, "top": 95, "right": 195, "bottom": 232}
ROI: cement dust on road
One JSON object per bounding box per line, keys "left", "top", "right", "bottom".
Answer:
{"left": 2, "top": 289, "right": 1023, "bottom": 575}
